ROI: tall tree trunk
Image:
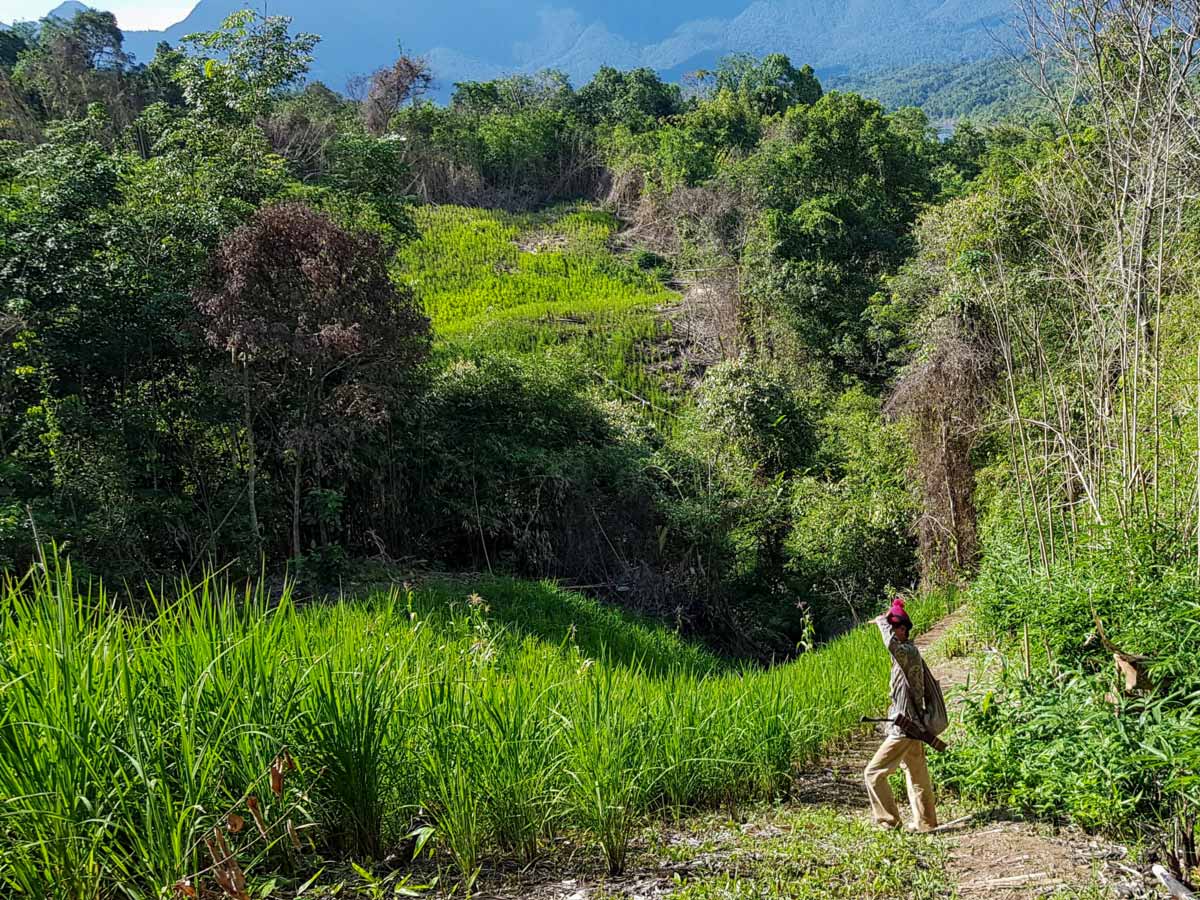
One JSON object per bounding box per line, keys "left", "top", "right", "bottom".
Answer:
{"left": 315, "top": 443, "right": 328, "bottom": 548}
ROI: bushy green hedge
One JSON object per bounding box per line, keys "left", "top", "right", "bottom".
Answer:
{"left": 932, "top": 523, "right": 1200, "bottom": 832}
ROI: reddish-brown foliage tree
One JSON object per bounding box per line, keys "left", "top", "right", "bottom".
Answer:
{"left": 195, "top": 202, "right": 430, "bottom": 558}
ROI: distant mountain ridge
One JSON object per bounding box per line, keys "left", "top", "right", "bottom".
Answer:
{"left": 3, "top": 1, "right": 89, "bottom": 28}
{"left": 47, "top": 1, "right": 91, "bottom": 18}
{"left": 27, "top": 0, "right": 1017, "bottom": 97}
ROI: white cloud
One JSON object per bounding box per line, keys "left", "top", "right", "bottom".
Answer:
{"left": 0, "top": 0, "right": 197, "bottom": 30}
{"left": 108, "top": 1, "right": 198, "bottom": 31}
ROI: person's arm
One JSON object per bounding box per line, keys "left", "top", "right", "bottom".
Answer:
{"left": 874, "top": 613, "right": 895, "bottom": 647}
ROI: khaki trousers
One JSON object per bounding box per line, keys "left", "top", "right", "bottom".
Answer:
{"left": 863, "top": 736, "right": 937, "bottom": 830}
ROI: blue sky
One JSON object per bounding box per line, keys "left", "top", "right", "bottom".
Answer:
{"left": 1, "top": 0, "right": 197, "bottom": 29}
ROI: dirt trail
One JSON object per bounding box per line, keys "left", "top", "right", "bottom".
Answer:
{"left": 765, "top": 607, "right": 1143, "bottom": 899}
{"left": 467, "top": 608, "right": 1151, "bottom": 899}
{"left": 913, "top": 610, "right": 1142, "bottom": 898}
{"left": 790, "top": 611, "right": 973, "bottom": 813}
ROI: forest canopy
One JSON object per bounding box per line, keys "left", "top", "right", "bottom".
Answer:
{"left": 0, "top": 10, "right": 986, "bottom": 652}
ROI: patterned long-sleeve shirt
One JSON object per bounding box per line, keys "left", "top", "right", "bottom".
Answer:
{"left": 875, "top": 615, "right": 925, "bottom": 738}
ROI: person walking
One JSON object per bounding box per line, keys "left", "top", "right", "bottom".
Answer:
{"left": 863, "top": 596, "right": 938, "bottom": 832}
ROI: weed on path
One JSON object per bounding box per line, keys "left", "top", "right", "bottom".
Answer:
{"left": 463, "top": 807, "right": 950, "bottom": 900}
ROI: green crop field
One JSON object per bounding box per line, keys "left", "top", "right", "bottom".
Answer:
{"left": 0, "top": 556, "right": 951, "bottom": 898}
{"left": 395, "top": 205, "right": 684, "bottom": 425}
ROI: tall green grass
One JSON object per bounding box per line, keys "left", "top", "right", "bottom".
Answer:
{"left": 0, "top": 556, "right": 942, "bottom": 898}
{"left": 396, "top": 205, "right": 684, "bottom": 426}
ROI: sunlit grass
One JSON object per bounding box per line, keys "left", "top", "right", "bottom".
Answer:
{"left": 0, "top": 554, "right": 945, "bottom": 898}
{"left": 395, "top": 204, "right": 683, "bottom": 426}
{"left": 644, "top": 806, "right": 951, "bottom": 900}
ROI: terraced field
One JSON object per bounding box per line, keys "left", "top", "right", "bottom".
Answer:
{"left": 395, "top": 205, "right": 684, "bottom": 424}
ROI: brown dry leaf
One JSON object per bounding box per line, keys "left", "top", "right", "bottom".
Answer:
{"left": 205, "top": 829, "right": 250, "bottom": 900}
{"left": 286, "top": 817, "right": 302, "bottom": 850}
{"left": 246, "top": 795, "right": 269, "bottom": 840}
{"left": 269, "top": 752, "right": 296, "bottom": 798}
{"left": 226, "top": 813, "right": 244, "bottom": 834}
{"left": 173, "top": 879, "right": 197, "bottom": 898}
{"left": 1115, "top": 654, "right": 1147, "bottom": 693}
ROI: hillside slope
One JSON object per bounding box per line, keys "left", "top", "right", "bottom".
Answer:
{"left": 398, "top": 205, "right": 683, "bottom": 422}
{"left": 831, "top": 56, "right": 1040, "bottom": 124}
{"left": 113, "top": 0, "right": 1014, "bottom": 95}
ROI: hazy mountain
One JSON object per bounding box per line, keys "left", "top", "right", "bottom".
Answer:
{"left": 41, "top": 0, "right": 1017, "bottom": 96}
{"left": 46, "top": 1, "right": 91, "bottom": 18}
{"left": 2, "top": 1, "right": 89, "bottom": 28}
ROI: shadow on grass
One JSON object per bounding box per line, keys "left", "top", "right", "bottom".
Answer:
{"left": 410, "top": 575, "right": 723, "bottom": 677}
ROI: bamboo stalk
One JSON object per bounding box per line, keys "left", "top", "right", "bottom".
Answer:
{"left": 1023, "top": 622, "right": 1032, "bottom": 680}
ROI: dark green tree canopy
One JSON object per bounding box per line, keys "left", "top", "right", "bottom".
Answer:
{"left": 576, "top": 65, "right": 682, "bottom": 131}
{"left": 451, "top": 70, "right": 574, "bottom": 116}
{"left": 0, "top": 28, "right": 32, "bottom": 70}
{"left": 712, "top": 52, "right": 823, "bottom": 115}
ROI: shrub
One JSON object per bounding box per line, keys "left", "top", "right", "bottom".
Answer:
{"left": 696, "top": 357, "right": 818, "bottom": 475}
{"left": 933, "top": 522, "right": 1200, "bottom": 834}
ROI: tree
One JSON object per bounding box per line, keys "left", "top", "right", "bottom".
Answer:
{"left": 0, "top": 105, "right": 259, "bottom": 570}
{"left": 360, "top": 53, "right": 432, "bottom": 136}
{"left": 941, "top": 120, "right": 988, "bottom": 183}
{"left": 0, "top": 69, "right": 40, "bottom": 142}
{"left": 137, "top": 41, "right": 186, "bottom": 108}
{"left": 888, "top": 318, "right": 989, "bottom": 584}
{"left": 195, "top": 203, "right": 431, "bottom": 559}
{"left": 736, "top": 91, "right": 937, "bottom": 378}
{"left": 450, "top": 70, "right": 573, "bottom": 116}
{"left": 324, "top": 130, "right": 416, "bottom": 227}
{"left": 261, "top": 83, "right": 347, "bottom": 181}
{"left": 0, "top": 27, "right": 31, "bottom": 71}
{"left": 576, "top": 66, "right": 681, "bottom": 131}
{"left": 12, "top": 10, "right": 135, "bottom": 128}
{"left": 174, "top": 11, "right": 318, "bottom": 123}
{"left": 713, "top": 53, "right": 822, "bottom": 115}
{"left": 697, "top": 357, "right": 817, "bottom": 474}
{"left": 637, "top": 88, "right": 761, "bottom": 192}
